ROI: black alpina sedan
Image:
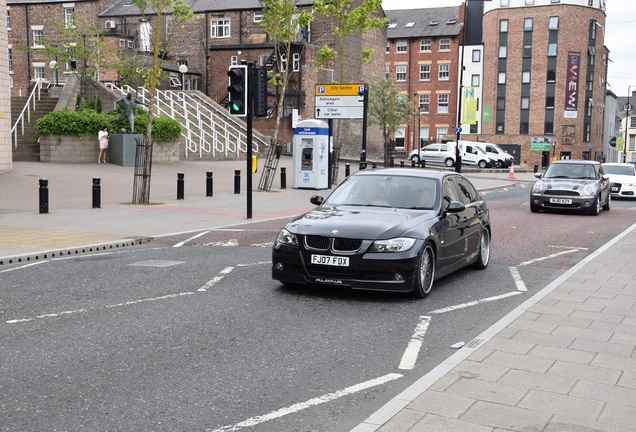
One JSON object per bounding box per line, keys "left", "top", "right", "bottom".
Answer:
{"left": 272, "top": 168, "right": 491, "bottom": 298}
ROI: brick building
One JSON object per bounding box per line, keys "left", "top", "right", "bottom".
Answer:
{"left": 475, "top": 0, "right": 608, "bottom": 168}
{"left": 6, "top": 0, "right": 387, "bottom": 159}
{"left": 385, "top": 6, "right": 465, "bottom": 152}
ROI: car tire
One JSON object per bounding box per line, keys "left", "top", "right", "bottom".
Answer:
{"left": 412, "top": 243, "right": 435, "bottom": 298}
{"left": 411, "top": 155, "right": 420, "bottom": 164}
{"left": 590, "top": 195, "right": 601, "bottom": 215}
{"left": 478, "top": 160, "right": 488, "bottom": 169}
{"left": 530, "top": 202, "right": 540, "bottom": 213}
{"left": 494, "top": 160, "right": 503, "bottom": 168}
{"left": 602, "top": 193, "right": 611, "bottom": 211}
{"left": 445, "top": 158, "right": 455, "bottom": 167}
{"left": 472, "top": 228, "right": 491, "bottom": 269}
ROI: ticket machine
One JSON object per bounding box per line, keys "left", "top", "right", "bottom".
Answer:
{"left": 292, "top": 119, "right": 329, "bottom": 189}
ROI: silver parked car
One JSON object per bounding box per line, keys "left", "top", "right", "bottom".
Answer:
{"left": 530, "top": 160, "right": 611, "bottom": 215}
{"left": 408, "top": 143, "right": 457, "bottom": 167}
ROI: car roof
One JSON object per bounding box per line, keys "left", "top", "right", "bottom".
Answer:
{"left": 602, "top": 162, "right": 632, "bottom": 166}
{"left": 351, "top": 168, "right": 457, "bottom": 180}
{"left": 551, "top": 160, "right": 600, "bottom": 165}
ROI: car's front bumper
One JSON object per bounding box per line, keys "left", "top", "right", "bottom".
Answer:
{"left": 271, "top": 244, "right": 421, "bottom": 293}
{"left": 610, "top": 182, "right": 636, "bottom": 198}
{"left": 531, "top": 193, "right": 597, "bottom": 211}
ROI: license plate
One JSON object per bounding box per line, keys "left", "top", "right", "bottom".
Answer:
{"left": 549, "top": 198, "right": 572, "bottom": 204}
{"left": 311, "top": 254, "right": 349, "bottom": 267}
{"left": 611, "top": 186, "right": 620, "bottom": 192}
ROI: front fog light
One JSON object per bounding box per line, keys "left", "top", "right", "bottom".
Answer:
{"left": 275, "top": 262, "right": 284, "bottom": 270}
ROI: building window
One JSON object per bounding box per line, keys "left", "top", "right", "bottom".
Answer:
{"left": 396, "top": 40, "right": 407, "bottom": 52}
{"left": 437, "top": 94, "right": 449, "bottom": 113}
{"left": 498, "top": 72, "right": 506, "bottom": 84}
{"left": 8, "top": 47, "right": 12, "bottom": 72}
{"left": 385, "top": 64, "right": 390, "bottom": 77}
{"left": 439, "top": 38, "right": 450, "bottom": 50}
{"left": 471, "top": 74, "right": 480, "bottom": 86}
{"left": 65, "top": 45, "right": 76, "bottom": 71}
{"left": 470, "top": 123, "right": 479, "bottom": 134}
{"left": 231, "top": 55, "right": 238, "bottom": 66}
{"left": 526, "top": 0, "right": 535, "bottom": 4}
{"left": 395, "top": 65, "right": 406, "bottom": 81}
{"left": 437, "top": 127, "right": 448, "bottom": 141}
{"left": 630, "top": 117, "right": 636, "bottom": 128}
{"left": 524, "top": 18, "right": 533, "bottom": 31}
{"left": 499, "top": 46, "right": 507, "bottom": 58}
{"left": 32, "top": 29, "right": 44, "bottom": 48}
{"left": 630, "top": 135, "right": 636, "bottom": 151}
{"left": 438, "top": 63, "right": 450, "bottom": 80}
{"left": 549, "top": 16, "right": 559, "bottom": 29}
{"left": 386, "top": 42, "right": 390, "bottom": 53}
{"left": 6, "top": 8, "right": 10, "bottom": 30}
{"left": 523, "top": 45, "right": 532, "bottom": 57}
{"left": 472, "top": 49, "right": 480, "bottom": 62}
{"left": 546, "top": 96, "right": 555, "bottom": 109}
{"left": 547, "top": 69, "right": 556, "bottom": 82}
{"left": 395, "top": 127, "right": 405, "bottom": 147}
{"left": 64, "top": 7, "right": 75, "bottom": 28}
{"left": 586, "top": 98, "right": 593, "bottom": 116}
{"left": 500, "top": 19, "right": 508, "bottom": 32}
{"left": 497, "top": 97, "right": 505, "bottom": 110}
{"left": 584, "top": 123, "right": 591, "bottom": 141}
{"left": 293, "top": 53, "right": 300, "bottom": 72}
{"left": 254, "top": 11, "right": 263, "bottom": 22}
{"left": 280, "top": 53, "right": 287, "bottom": 71}
{"left": 34, "top": 66, "right": 44, "bottom": 79}
{"left": 211, "top": 19, "right": 230, "bottom": 38}
{"left": 139, "top": 21, "right": 150, "bottom": 51}
{"left": 119, "top": 39, "right": 125, "bottom": 49}
{"left": 127, "top": 40, "right": 134, "bottom": 49}
{"left": 548, "top": 43, "right": 557, "bottom": 56}
{"left": 588, "top": 46, "right": 595, "bottom": 65}
{"left": 521, "top": 97, "right": 530, "bottom": 109}
{"left": 520, "top": 122, "right": 529, "bottom": 134}
{"left": 591, "top": 20, "right": 598, "bottom": 39}
{"left": 419, "top": 64, "right": 430, "bottom": 81}
{"left": 522, "top": 71, "right": 531, "bottom": 83}
{"left": 419, "top": 94, "right": 430, "bottom": 113}
{"left": 545, "top": 122, "right": 554, "bottom": 134}
{"left": 587, "top": 71, "right": 593, "bottom": 91}
{"left": 501, "top": 0, "right": 510, "bottom": 6}
{"left": 420, "top": 39, "right": 431, "bottom": 51}
{"left": 551, "top": 0, "right": 560, "bottom": 3}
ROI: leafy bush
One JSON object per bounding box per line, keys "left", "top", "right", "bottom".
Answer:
{"left": 36, "top": 107, "right": 181, "bottom": 143}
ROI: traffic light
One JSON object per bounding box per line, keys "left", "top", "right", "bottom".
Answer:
{"left": 254, "top": 67, "right": 274, "bottom": 118}
{"left": 227, "top": 65, "right": 247, "bottom": 117}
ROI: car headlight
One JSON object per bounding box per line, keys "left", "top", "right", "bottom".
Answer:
{"left": 275, "top": 228, "right": 298, "bottom": 247}
{"left": 625, "top": 181, "right": 636, "bottom": 187}
{"left": 582, "top": 183, "right": 599, "bottom": 195}
{"left": 370, "top": 237, "right": 416, "bottom": 252}
{"left": 532, "top": 182, "right": 544, "bottom": 193}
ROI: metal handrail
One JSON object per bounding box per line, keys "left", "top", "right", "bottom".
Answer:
{"left": 11, "top": 79, "right": 44, "bottom": 148}
{"left": 107, "top": 84, "right": 267, "bottom": 158}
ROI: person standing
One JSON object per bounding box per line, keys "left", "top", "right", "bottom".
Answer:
{"left": 98, "top": 126, "right": 109, "bottom": 163}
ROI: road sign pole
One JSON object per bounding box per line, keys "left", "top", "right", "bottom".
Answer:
{"left": 360, "top": 84, "right": 368, "bottom": 168}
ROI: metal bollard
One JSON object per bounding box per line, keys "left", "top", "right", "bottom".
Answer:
{"left": 411, "top": 159, "right": 416, "bottom": 168}
{"left": 39, "top": 178, "right": 49, "bottom": 214}
{"left": 234, "top": 170, "right": 241, "bottom": 194}
{"left": 206, "top": 171, "right": 213, "bottom": 197}
{"left": 421, "top": 160, "right": 426, "bottom": 169}
{"left": 390, "top": 157, "right": 394, "bottom": 168}
{"left": 280, "top": 167, "right": 287, "bottom": 189}
{"left": 371, "top": 162, "right": 377, "bottom": 169}
{"left": 345, "top": 163, "right": 350, "bottom": 177}
{"left": 400, "top": 160, "right": 405, "bottom": 168}
{"left": 92, "top": 177, "right": 101, "bottom": 209}
{"left": 177, "top": 172, "right": 185, "bottom": 200}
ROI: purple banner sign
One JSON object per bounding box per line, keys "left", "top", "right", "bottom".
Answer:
{"left": 564, "top": 51, "right": 581, "bottom": 119}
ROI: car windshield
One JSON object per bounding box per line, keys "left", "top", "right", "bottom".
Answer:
{"left": 544, "top": 164, "right": 597, "bottom": 180}
{"left": 602, "top": 165, "right": 635, "bottom": 176}
{"left": 324, "top": 175, "right": 438, "bottom": 209}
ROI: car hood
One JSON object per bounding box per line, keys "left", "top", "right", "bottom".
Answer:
{"left": 285, "top": 206, "right": 437, "bottom": 239}
{"left": 536, "top": 178, "right": 597, "bottom": 191}
{"left": 606, "top": 174, "right": 636, "bottom": 183}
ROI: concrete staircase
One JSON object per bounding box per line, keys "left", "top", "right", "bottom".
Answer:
{"left": 11, "top": 96, "right": 59, "bottom": 162}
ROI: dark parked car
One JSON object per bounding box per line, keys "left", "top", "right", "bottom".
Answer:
{"left": 272, "top": 168, "right": 491, "bottom": 298}
{"left": 530, "top": 160, "right": 611, "bottom": 215}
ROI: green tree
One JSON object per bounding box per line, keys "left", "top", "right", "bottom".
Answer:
{"left": 368, "top": 78, "right": 419, "bottom": 164}
{"left": 130, "top": 0, "right": 194, "bottom": 204}
{"left": 313, "top": 0, "right": 387, "bottom": 182}
{"left": 259, "top": 0, "right": 313, "bottom": 148}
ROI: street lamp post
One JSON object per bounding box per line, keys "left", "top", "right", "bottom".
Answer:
{"left": 414, "top": 92, "right": 421, "bottom": 164}
{"left": 179, "top": 64, "right": 188, "bottom": 91}
{"left": 624, "top": 86, "right": 634, "bottom": 163}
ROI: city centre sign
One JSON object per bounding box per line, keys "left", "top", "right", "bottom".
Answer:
{"left": 315, "top": 84, "right": 365, "bottom": 119}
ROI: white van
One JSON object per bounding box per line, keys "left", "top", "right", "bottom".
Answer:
{"left": 472, "top": 142, "right": 514, "bottom": 168}
{"left": 446, "top": 141, "right": 493, "bottom": 169}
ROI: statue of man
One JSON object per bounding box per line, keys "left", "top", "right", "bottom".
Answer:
{"left": 114, "top": 92, "right": 146, "bottom": 133}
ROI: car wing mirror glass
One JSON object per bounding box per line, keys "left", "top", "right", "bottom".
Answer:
{"left": 310, "top": 195, "right": 324, "bottom": 205}
{"left": 535, "top": 172, "right": 543, "bottom": 178}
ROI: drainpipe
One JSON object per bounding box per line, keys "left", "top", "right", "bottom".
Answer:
{"left": 26, "top": 5, "right": 32, "bottom": 86}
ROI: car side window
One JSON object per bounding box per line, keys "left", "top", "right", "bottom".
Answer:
{"left": 453, "top": 177, "right": 478, "bottom": 205}
{"left": 442, "top": 177, "right": 460, "bottom": 207}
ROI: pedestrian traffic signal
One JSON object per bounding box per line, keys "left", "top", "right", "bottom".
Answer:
{"left": 227, "top": 65, "right": 247, "bottom": 117}
{"left": 254, "top": 67, "right": 274, "bottom": 118}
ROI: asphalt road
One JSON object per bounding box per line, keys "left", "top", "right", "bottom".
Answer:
{"left": 2, "top": 186, "right": 635, "bottom": 432}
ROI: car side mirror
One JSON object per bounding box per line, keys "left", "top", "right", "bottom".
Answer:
{"left": 535, "top": 172, "right": 543, "bottom": 178}
{"left": 444, "top": 201, "right": 466, "bottom": 214}
{"left": 310, "top": 195, "right": 324, "bottom": 205}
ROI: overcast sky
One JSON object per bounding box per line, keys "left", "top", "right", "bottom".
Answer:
{"left": 381, "top": 0, "right": 636, "bottom": 97}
